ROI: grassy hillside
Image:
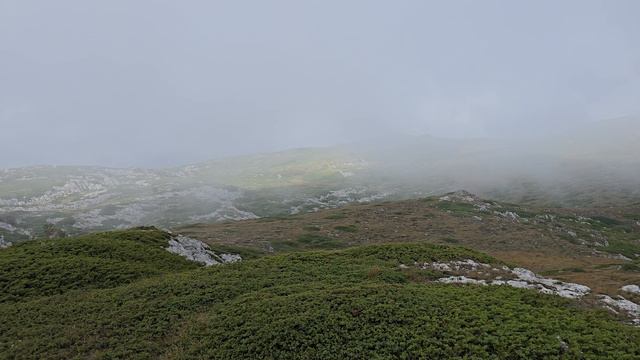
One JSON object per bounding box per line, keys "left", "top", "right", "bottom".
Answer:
{"left": 179, "top": 192, "right": 640, "bottom": 295}
{"left": 1, "top": 228, "right": 639, "bottom": 359}
{"left": 0, "top": 227, "right": 199, "bottom": 303}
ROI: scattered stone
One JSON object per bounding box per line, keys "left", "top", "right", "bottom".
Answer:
{"left": 609, "top": 253, "right": 632, "bottom": 261}
{"left": 437, "top": 276, "right": 486, "bottom": 285}
{"left": 557, "top": 336, "right": 569, "bottom": 353}
{"left": 599, "top": 295, "right": 640, "bottom": 325}
{"left": 621, "top": 285, "right": 640, "bottom": 295}
{"left": 511, "top": 267, "right": 590, "bottom": 298}
{"left": 166, "top": 235, "right": 241, "bottom": 266}
{"left": 420, "top": 259, "right": 489, "bottom": 272}
{"left": 495, "top": 211, "right": 520, "bottom": 222}
{"left": 0, "top": 235, "right": 11, "bottom": 249}
{"left": 423, "top": 259, "right": 590, "bottom": 299}
{"left": 219, "top": 253, "right": 242, "bottom": 263}
{"left": 536, "top": 214, "right": 556, "bottom": 221}
{"left": 473, "top": 216, "right": 483, "bottom": 221}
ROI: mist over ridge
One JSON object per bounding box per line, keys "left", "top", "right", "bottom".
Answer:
{"left": 2, "top": 1, "right": 640, "bottom": 168}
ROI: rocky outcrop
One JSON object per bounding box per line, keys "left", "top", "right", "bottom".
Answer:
{"left": 509, "top": 267, "right": 590, "bottom": 299}
{"left": 166, "top": 235, "right": 241, "bottom": 266}
{"left": 621, "top": 284, "right": 640, "bottom": 295}
{"left": 599, "top": 295, "right": 640, "bottom": 325}
{"left": 0, "top": 235, "right": 11, "bottom": 249}
{"left": 412, "top": 258, "right": 640, "bottom": 325}
{"left": 415, "top": 259, "right": 591, "bottom": 299}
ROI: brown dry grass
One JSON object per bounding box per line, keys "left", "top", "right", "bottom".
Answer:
{"left": 176, "top": 198, "right": 640, "bottom": 296}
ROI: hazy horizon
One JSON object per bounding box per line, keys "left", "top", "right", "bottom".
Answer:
{"left": 2, "top": 1, "right": 640, "bottom": 168}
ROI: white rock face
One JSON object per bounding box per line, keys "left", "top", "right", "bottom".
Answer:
{"left": 0, "top": 221, "right": 17, "bottom": 232}
{"left": 511, "top": 268, "right": 591, "bottom": 299}
{"left": 615, "top": 254, "right": 632, "bottom": 261}
{"left": 219, "top": 253, "right": 243, "bottom": 263}
{"left": 599, "top": 295, "right": 640, "bottom": 325}
{"left": 288, "top": 188, "right": 390, "bottom": 215}
{"left": 438, "top": 276, "right": 487, "bottom": 285}
{"left": 421, "top": 259, "right": 590, "bottom": 299}
{"left": 166, "top": 235, "right": 241, "bottom": 266}
{"left": 621, "top": 285, "right": 640, "bottom": 295}
{"left": 420, "top": 259, "right": 489, "bottom": 272}
{"left": 420, "top": 258, "right": 640, "bottom": 326}
{"left": 0, "top": 235, "right": 11, "bottom": 249}
{"left": 495, "top": 211, "right": 520, "bottom": 222}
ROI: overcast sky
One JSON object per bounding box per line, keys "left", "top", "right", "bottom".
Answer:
{"left": 1, "top": 0, "right": 639, "bottom": 168}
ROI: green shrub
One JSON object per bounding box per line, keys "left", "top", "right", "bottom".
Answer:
{"left": 303, "top": 225, "right": 322, "bottom": 231}
{"left": 334, "top": 225, "right": 358, "bottom": 233}
{"left": 296, "top": 233, "right": 343, "bottom": 249}
{"left": 0, "top": 228, "right": 198, "bottom": 302}
{"left": 1, "top": 231, "right": 639, "bottom": 359}
{"left": 325, "top": 212, "right": 347, "bottom": 220}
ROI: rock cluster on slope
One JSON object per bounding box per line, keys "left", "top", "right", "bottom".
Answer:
{"left": 165, "top": 235, "right": 241, "bottom": 266}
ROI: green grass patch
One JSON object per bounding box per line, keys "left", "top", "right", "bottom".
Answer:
{"left": 603, "top": 239, "right": 640, "bottom": 259}
{"left": 435, "top": 201, "right": 477, "bottom": 215}
{"left": 334, "top": 224, "right": 358, "bottom": 233}
{"left": 296, "top": 233, "right": 343, "bottom": 249}
{"left": 303, "top": 225, "right": 322, "bottom": 231}
{"left": 591, "top": 216, "right": 623, "bottom": 227}
{"left": 178, "top": 284, "right": 638, "bottom": 359}
{"left": 0, "top": 227, "right": 199, "bottom": 303}
{"left": 1, "top": 231, "right": 639, "bottom": 359}
{"left": 325, "top": 212, "right": 347, "bottom": 220}
{"left": 621, "top": 261, "right": 640, "bottom": 272}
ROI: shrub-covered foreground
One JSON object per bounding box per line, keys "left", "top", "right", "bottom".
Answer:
{"left": 0, "top": 228, "right": 198, "bottom": 302}
{"left": 1, "top": 230, "right": 639, "bottom": 359}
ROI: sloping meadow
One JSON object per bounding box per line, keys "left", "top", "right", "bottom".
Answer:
{"left": 1, "top": 229, "right": 639, "bottom": 359}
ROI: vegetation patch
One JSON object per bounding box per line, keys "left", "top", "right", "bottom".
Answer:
{"left": 435, "top": 201, "right": 477, "bottom": 215}
{"left": 592, "top": 216, "right": 623, "bottom": 227}
{"left": 303, "top": 225, "right": 321, "bottom": 231}
{"left": 296, "top": 233, "right": 343, "bottom": 249}
{"left": 177, "top": 284, "right": 639, "bottom": 359}
{"left": 325, "top": 212, "right": 347, "bottom": 220}
{"left": 603, "top": 239, "right": 640, "bottom": 259}
{"left": 621, "top": 261, "right": 640, "bottom": 272}
{"left": 0, "top": 227, "right": 198, "bottom": 303}
{"left": 334, "top": 224, "right": 358, "bottom": 233}
{"left": 257, "top": 215, "right": 301, "bottom": 222}
{"left": 2, "top": 229, "right": 640, "bottom": 359}
{"left": 442, "top": 237, "right": 460, "bottom": 244}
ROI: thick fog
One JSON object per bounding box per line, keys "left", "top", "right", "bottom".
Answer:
{"left": 1, "top": 0, "right": 639, "bottom": 168}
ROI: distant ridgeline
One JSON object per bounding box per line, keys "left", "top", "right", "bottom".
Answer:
{"left": 2, "top": 118, "right": 640, "bottom": 244}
